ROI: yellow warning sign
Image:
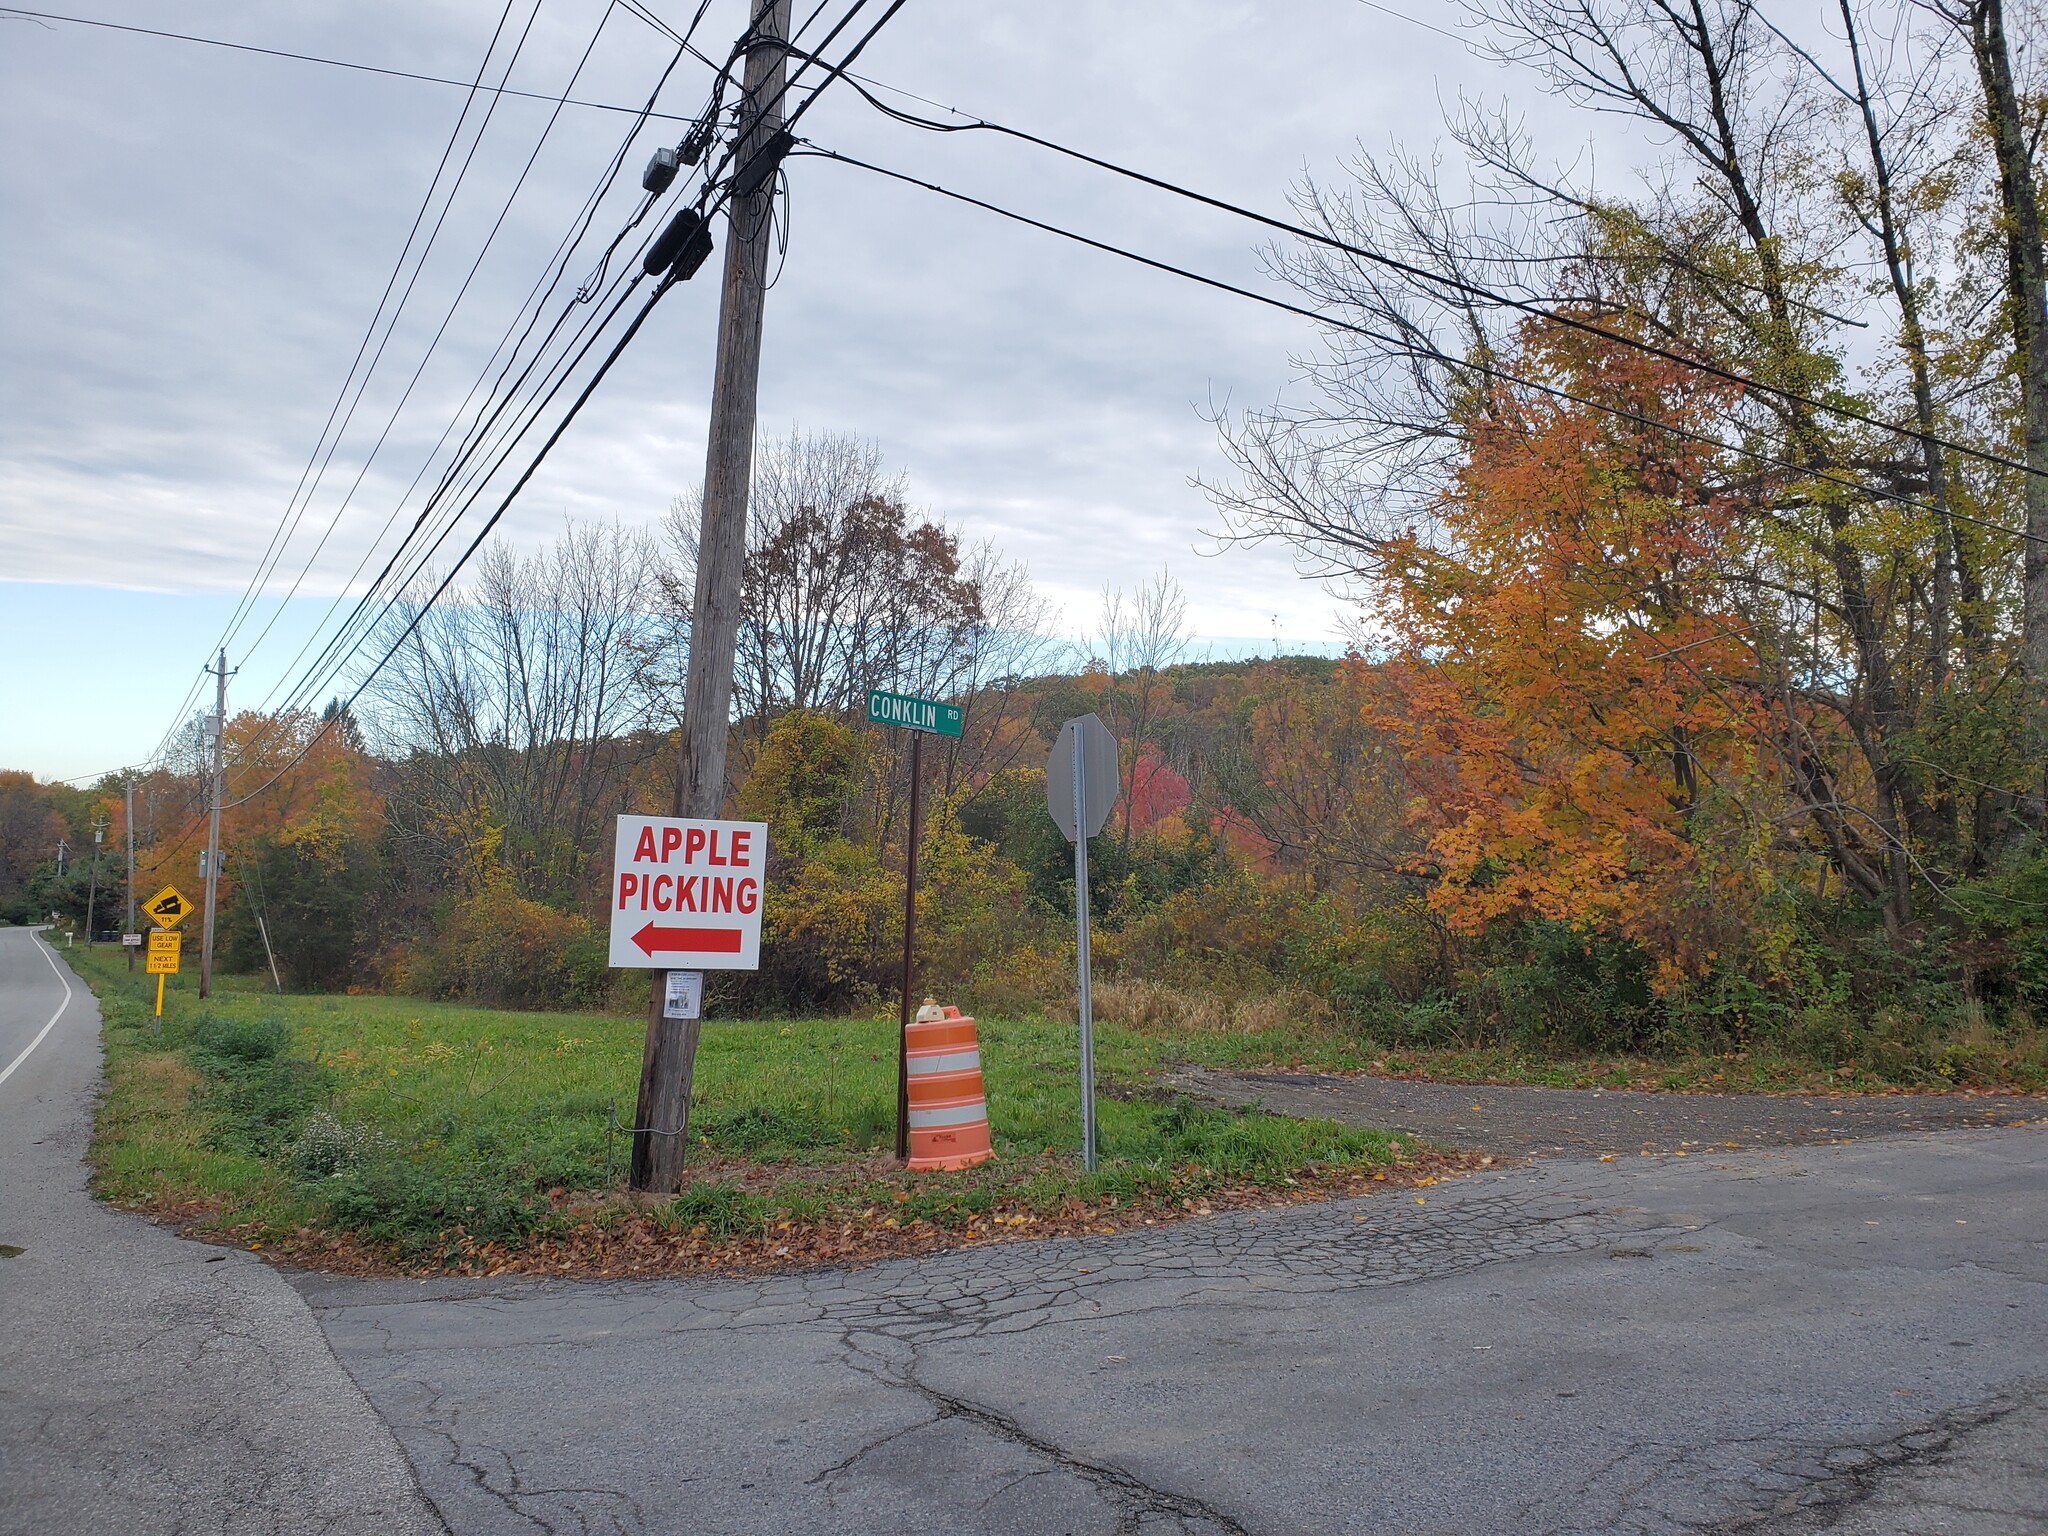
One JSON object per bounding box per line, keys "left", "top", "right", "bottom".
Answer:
{"left": 144, "top": 885, "right": 193, "bottom": 929}
{"left": 146, "top": 930, "right": 181, "bottom": 975}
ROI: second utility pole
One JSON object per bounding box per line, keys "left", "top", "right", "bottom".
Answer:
{"left": 125, "top": 777, "right": 137, "bottom": 973}
{"left": 631, "top": 0, "right": 793, "bottom": 1194}
{"left": 199, "top": 650, "right": 229, "bottom": 999}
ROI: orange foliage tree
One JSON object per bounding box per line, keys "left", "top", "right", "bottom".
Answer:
{"left": 1370, "top": 324, "right": 1773, "bottom": 979}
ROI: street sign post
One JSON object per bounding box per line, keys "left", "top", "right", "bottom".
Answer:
{"left": 143, "top": 885, "right": 193, "bottom": 929}
{"left": 146, "top": 929, "right": 180, "bottom": 1019}
{"left": 865, "top": 687, "right": 962, "bottom": 1160}
{"left": 608, "top": 817, "right": 768, "bottom": 970}
{"left": 1046, "top": 714, "right": 1120, "bottom": 1171}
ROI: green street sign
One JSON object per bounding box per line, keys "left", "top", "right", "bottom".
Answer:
{"left": 867, "top": 688, "right": 963, "bottom": 738}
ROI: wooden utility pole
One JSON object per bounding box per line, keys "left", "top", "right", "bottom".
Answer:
{"left": 631, "top": 0, "right": 793, "bottom": 1193}
{"left": 199, "top": 650, "right": 229, "bottom": 1000}
{"left": 125, "top": 778, "right": 136, "bottom": 973}
{"left": 85, "top": 814, "right": 106, "bottom": 947}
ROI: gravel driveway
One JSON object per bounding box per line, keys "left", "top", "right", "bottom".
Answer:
{"left": 1169, "top": 1067, "right": 2048, "bottom": 1159}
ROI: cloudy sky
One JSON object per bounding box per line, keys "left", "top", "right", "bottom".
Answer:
{"left": 2, "top": 0, "right": 1599, "bottom": 779}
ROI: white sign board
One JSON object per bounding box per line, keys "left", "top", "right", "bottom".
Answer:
{"left": 608, "top": 816, "right": 768, "bottom": 970}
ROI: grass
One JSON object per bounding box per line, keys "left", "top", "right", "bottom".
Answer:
{"left": 1085, "top": 977, "right": 2048, "bottom": 1094}
{"left": 74, "top": 935, "right": 2026, "bottom": 1275}
{"left": 63, "top": 941, "right": 1416, "bottom": 1274}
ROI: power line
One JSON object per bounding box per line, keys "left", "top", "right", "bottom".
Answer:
{"left": 231, "top": 0, "right": 628, "bottom": 674}
{"left": 211, "top": 6, "right": 909, "bottom": 805}
{"left": 197, "top": 0, "right": 727, "bottom": 775}
{"left": 219, "top": 269, "right": 681, "bottom": 814}
{"left": 238, "top": 41, "right": 745, "bottom": 740}
{"left": 125, "top": 0, "right": 530, "bottom": 779}
{"left": 240, "top": 38, "right": 702, "bottom": 735}
{"left": 218, "top": 0, "right": 551, "bottom": 666}
{"left": 827, "top": 81, "right": 2047, "bottom": 486}
{"left": 0, "top": 6, "right": 706, "bottom": 121}
{"left": 798, "top": 145, "right": 2043, "bottom": 549}
{"left": 1354, "top": 0, "right": 1469, "bottom": 45}
{"left": 227, "top": 0, "right": 845, "bottom": 750}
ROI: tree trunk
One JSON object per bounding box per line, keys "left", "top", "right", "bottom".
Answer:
{"left": 1962, "top": 0, "right": 2048, "bottom": 821}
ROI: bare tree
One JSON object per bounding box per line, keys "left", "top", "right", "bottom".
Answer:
{"left": 372, "top": 519, "right": 664, "bottom": 901}
{"left": 1922, "top": 0, "right": 2048, "bottom": 813}
{"left": 1094, "top": 568, "right": 1192, "bottom": 854}
{"left": 656, "top": 428, "right": 1057, "bottom": 831}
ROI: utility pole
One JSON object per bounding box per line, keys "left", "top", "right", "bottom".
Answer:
{"left": 631, "top": 0, "right": 793, "bottom": 1194}
{"left": 199, "top": 651, "right": 231, "bottom": 1000}
{"left": 86, "top": 814, "right": 106, "bottom": 947}
{"left": 125, "top": 777, "right": 137, "bottom": 973}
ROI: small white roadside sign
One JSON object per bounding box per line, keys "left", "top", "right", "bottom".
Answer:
{"left": 662, "top": 969, "right": 704, "bottom": 1020}
{"left": 608, "top": 815, "right": 768, "bottom": 970}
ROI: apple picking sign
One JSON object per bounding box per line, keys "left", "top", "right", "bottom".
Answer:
{"left": 608, "top": 816, "right": 769, "bottom": 970}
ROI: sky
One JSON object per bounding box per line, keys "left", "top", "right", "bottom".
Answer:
{"left": 2, "top": 0, "right": 1586, "bottom": 781}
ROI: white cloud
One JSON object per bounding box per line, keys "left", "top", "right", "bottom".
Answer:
{"left": 1, "top": 0, "right": 1633, "bottom": 774}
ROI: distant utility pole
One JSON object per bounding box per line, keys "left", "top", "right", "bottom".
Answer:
{"left": 85, "top": 814, "right": 106, "bottom": 947}
{"left": 125, "top": 777, "right": 137, "bottom": 973}
{"left": 631, "top": 0, "right": 793, "bottom": 1194}
{"left": 199, "top": 650, "right": 232, "bottom": 1000}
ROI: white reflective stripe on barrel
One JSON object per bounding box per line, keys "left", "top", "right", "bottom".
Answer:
{"left": 906, "top": 1050, "right": 981, "bottom": 1075}
{"left": 907, "top": 1100, "right": 987, "bottom": 1129}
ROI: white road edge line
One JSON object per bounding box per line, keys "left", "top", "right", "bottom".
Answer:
{"left": 0, "top": 927, "right": 75, "bottom": 1089}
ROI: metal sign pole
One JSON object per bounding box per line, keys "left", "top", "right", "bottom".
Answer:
{"left": 1071, "top": 728, "right": 1097, "bottom": 1171}
{"left": 896, "top": 730, "right": 922, "bottom": 1162}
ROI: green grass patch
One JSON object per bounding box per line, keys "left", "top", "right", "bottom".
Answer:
{"left": 65, "top": 943, "right": 1402, "bottom": 1268}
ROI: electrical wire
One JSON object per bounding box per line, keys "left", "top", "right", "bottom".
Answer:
{"left": 797, "top": 145, "right": 2044, "bottom": 548}
{"left": 128, "top": 0, "right": 528, "bottom": 777}
{"left": 200, "top": 0, "right": 724, "bottom": 764}
{"left": 232, "top": 0, "right": 623, "bottom": 673}
{"left": 242, "top": 39, "right": 699, "bottom": 732}
{"left": 0, "top": 6, "right": 704, "bottom": 122}
{"left": 364, "top": 0, "right": 898, "bottom": 681}
{"left": 218, "top": 270, "right": 679, "bottom": 814}
{"left": 211, "top": 3, "right": 892, "bottom": 782}
{"left": 217, "top": 0, "right": 551, "bottom": 665}
{"left": 822, "top": 77, "right": 2048, "bottom": 486}
{"left": 119, "top": 2, "right": 911, "bottom": 813}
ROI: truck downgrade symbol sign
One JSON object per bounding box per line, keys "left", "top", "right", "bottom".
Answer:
{"left": 608, "top": 816, "right": 768, "bottom": 969}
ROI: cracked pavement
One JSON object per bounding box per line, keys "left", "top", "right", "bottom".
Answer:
{"left": 298, "top": 1128, "right": 2047, "bottom": 1534}
{"left": 0, "top": 929, "right": 445, "bottom": 1536}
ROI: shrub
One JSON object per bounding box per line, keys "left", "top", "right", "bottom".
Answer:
{"left": 404, "top": 886, "right": 607, "bottom": 1011}
{"left": 737, "top": 711, "right": 868, "bottom": 853}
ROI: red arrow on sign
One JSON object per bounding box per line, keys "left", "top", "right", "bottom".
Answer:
{"left": 631, "top": 922, "right": 744, "bottom": 957}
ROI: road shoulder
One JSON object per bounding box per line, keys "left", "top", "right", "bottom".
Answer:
{"left": 0, "top": 929, "right": 446, "bottom": 1536}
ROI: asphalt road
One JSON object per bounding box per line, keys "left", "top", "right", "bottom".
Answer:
{"left": 300, "top": 1130, "right": 2048, "bottom": 1535}
{"left": 0, "top": 926, "right": 444, "bottom": 1536}
{"left": 6, "top": 927, "right": 2044, "bottom": 1533}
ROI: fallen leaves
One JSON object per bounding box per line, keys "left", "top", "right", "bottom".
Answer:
{"left": 163, "top": 1151, "right": 1482, "bottom": 1282}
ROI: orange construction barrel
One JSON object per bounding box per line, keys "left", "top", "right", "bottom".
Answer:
{"left": 905, "top": 1001, "right": 993, "bottom": 1171}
